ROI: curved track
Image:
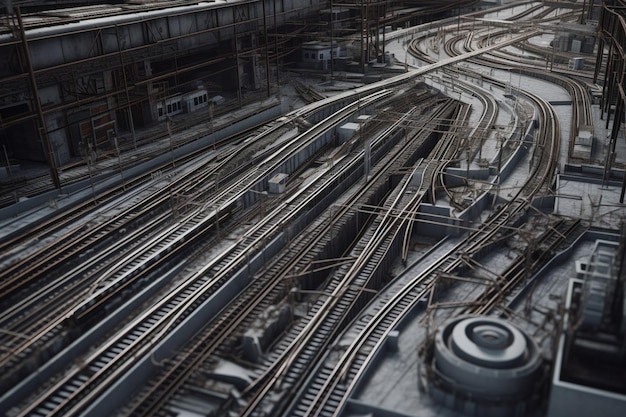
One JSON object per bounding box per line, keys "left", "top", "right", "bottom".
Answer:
{"left": 285, "top": 84, "right": 561, "bottom": 417}
{"left": 282, "top": 5, "right": 580, "bottom": 416}
{"left": 0, "top": 2, "right": 591, "bottom": 416}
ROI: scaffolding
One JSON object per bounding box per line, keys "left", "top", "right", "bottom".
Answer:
{"left": 0, "top": 1, "right": 319, "bottom": 190}
{"left": 0, "top": 0, "right": 477, "bottom": 194}
{"left": 594, "top": 3, "right": 626, "bottom": 202}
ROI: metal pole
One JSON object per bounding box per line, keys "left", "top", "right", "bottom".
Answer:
{"left": 233, "top": 7, "right": 242, "bottom": 106}
{"left": 167, "top": 118, "right": 176, "bottom": 168}
{"left": 457, "top": 0, "right": 461, "bottom": 36}
{"left": 262, "top": 0, "right": 271, "bottom": 97}
{"left": 273, "top": 0, "right": 280, "bottom": 90}
{"left": 209, "top": 102, "right": 215, "bottom": 149}
{"left": 329, "top": 0, "right": 334, "bottom": 84}
{"left": 2, "top": 144, "right": 18, "bottom": 204}
{"left": 115, "top": 24, "right": 137, "bottom": 149}
{"left": 113, "top": 132, "right": 126, "bottom": 190}
{"left": 550, "top": 32, "right": 556, "bottom": 71}
{"left": 360, "top": 0, "right": 365, "bottom": 72}
{"left": 86, "top": 141, "right": 97, "bottom": 204}
{"left": 621, "top": 102, "right": 626, "bottom": 203}
{"left": 15, "top": 6, "right": 61, "bottom": 189}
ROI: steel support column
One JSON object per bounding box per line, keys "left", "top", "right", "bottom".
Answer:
{"left": 15, "top": 7, "right": 61, "bottom": 189}
{"left": 233, "top": 6, "right": 242, "bottom": 105}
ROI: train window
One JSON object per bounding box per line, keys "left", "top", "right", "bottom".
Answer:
{"left": 167, "top": 104, "right": 172, "bottom": 113}
{"left": 194, "top": 97, "right": 199, "bottom": 106}
{"left": 178, "top": 101, "right": 182, "bottom": 110}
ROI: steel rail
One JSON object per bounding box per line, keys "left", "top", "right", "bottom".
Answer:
{"left": 285, "top": 3, "right": 580, "bottom": 415}
{"left": 122, "top": 92, "right": 437, "bottom": 417}
{"left": 237, "top": 100, "right": 464, "bottom": 417}
{"left": 452, "top": 23, "right": 593, "bottom": 155}
{"left": 8, "top": 89, "right": 394, "bottom": 417}
{"left": 231, "top": 25, "right": 551, "bottom": 417}
{"left": 305, "top": 89, "right": 559, "bottom": 417}
{"left": 290, "top": 107, "right": 468, "bottom": 417}
{"left": 0, "top": 120, "right": 308, "bottom": 380}
{"left": 69, "top": 90, "right": 392, "bottom": 323}
{"left": 403, "top": 102, "right": 472, "bottom": 260}
{"left": 293, "top": 12, "right": 566, "bottom": 416}
{"left": 1, "top": 4, "right": 576, "bottom": 414}
{"left": 466, "top": 218, "right": 585, "bottom": 316}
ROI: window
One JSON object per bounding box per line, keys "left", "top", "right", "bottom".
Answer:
{"left": 319, "top": 53, "right": 323, "bottom": 59}
{"left": 304, "top": 52, "right": 309, "bottom": 59}
{"left": 194, "top": 97, "right": 199, "bottom": 106}
{"left": 158, "top": 107, "right": 163, "bottom": 117}
{"left": 167, "top": 104, "right": 172, "bottom": 113}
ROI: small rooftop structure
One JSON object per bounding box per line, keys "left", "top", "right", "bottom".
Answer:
{"left": 269, "top": 173, "right": 288, "bottom": 194}
{"left": 337, "top": 122, "right": 360, "bottom": 143}
{"left": 299, "top": 41, "right": 341, "bottom": 71}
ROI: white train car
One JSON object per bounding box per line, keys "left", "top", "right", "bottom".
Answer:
{"left": 184, "top": 89, "right": 209, "bottom": 113}
{"left": 156, "top": 89, "right": 219, "bottom": 122}
{"left": 157, "top": 95, "right": 183, "bottom": 121}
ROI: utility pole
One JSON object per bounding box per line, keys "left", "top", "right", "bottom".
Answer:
{"left": 329, "top": 0, "right": 334, "bottom": 85}
{"left": 15, "top": 6, "right": 61, "bottom": 189}
{"left": 3, "top": 144, "right": 18, "bottom": 204}
{"left": 112, "top": 130, "right": 126, "bottom": 191}
{"left": 166, "top": 117, "right": 176, "bottom": 168}
{"left": 262, "top": 0, "right": 271, "bottom": 97}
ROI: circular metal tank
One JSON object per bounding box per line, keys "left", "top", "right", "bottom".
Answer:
{"left": 427, "top": 315, "right": 544, "bottom": 416}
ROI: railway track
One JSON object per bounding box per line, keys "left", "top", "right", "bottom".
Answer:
{"left": 0, "top": 85, "right": 392, "bottom": 386}
{"left": 294, "top": 81, "right": 326, "bottom": 103}
{"left": 120, "top": 90, "right": 444, "bottom": 416}
{"left": 0, "top": 123, "right": 309, "bottom": 389}
{"left": 450, "top": 16, "right": 594, "bottom": 158}
{"left": 304, "top": 197, "right": 579, "bottom": 417}
{"left": 115, "top": 11, "right": 566, "bottom": 417}
{"left": 0, "top": 115, "right": 276, "bottom": 259}
{"left": 279, "top": 8, "right": 570, "bottom": 415}
{"left": 284, "top": 93, "right": 559, "bottom": 417}
{"left": 114, "top": 20, "right": 560, "bottom": 416}
{"left": 68, "top": 89, "right": 393, "bottom": 322}
{"left": 0, "top": 94, "right": 278, "bottom": 209}
{"left": 234, "top": 99, "right": 466, "bottom": 417}
{"left": 407, "top": 1, "right": 592, "bottom": 156}
{"left": 465, "top": 218, "right": 587, "bottom": 316}
{"left": 409, "top": 16, "right": 569, "bottom": 198}
{"left": 1, "top": 3, "right": 586, "bottom": 415}
{"left": 2, "top": 87, "right": 402, "bottom": 417}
